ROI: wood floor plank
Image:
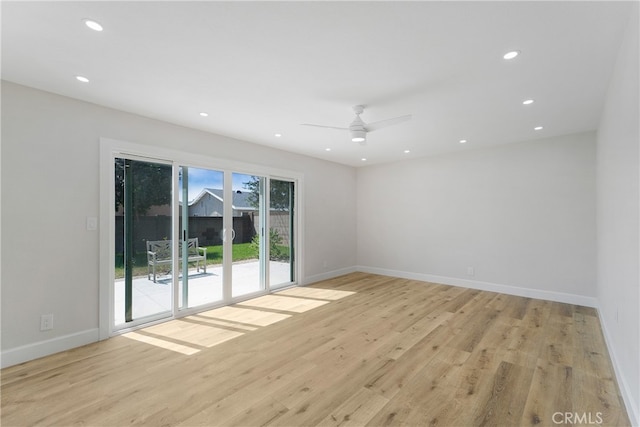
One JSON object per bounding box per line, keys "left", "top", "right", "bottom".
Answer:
{"left": 369, "top": 343, "right": 480, "bottom": 427}
{"left": 520, "top": 358, "right": 573, "bottom": 427}
{"left": 316, "top": 387, "right": 389, "bottom": 427}
{"left": 487, "top": 293, "right": 531, "bottom": 320}
{"left": 1, "top": 273, "right": 630, "bottom": 427}
{"left": 572, "top": 366, "right": 628, "bottom": 426}
{"left": 471, "top": 360, "right": 535, "bottom": 426}
{"left": 364, "top": 329, "right": 466, "bottom": 400}
{"left": 161, "top": 355, "right": 316, "bottom": 426}
{"left": 384, "top": 310, "right": 454, "bottom": 360}
{"left": 541, "top": 311, "right": 575, "bottom": 366}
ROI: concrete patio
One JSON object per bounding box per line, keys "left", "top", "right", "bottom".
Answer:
{"left": 114, "top": 260, "right": 292, "bottom": 326}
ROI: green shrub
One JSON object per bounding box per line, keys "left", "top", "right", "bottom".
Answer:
{"left": 251, "top": 228, "right": 288, "bottom": 260}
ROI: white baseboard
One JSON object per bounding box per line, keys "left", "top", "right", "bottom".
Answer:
{"left": 1, "top": 328, "right": 100, "bottom": 369}
{"left": 356, "top": 265, "right": 598, "bottom": 307}
{"left": 303, "top": 266, "right": 358, "bottom": 286}
{"left": 597, "top": 311, "right": 640, "bottom": 427}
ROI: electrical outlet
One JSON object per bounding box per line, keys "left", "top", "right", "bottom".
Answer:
{"left": 467, "top": 266, "right": 475, "bottom": 277}
{"left": 40, "top": 314, "right": 54, "bottom": 331}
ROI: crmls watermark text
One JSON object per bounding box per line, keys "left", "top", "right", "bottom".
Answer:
{"left": 552, "top": 412, "right": 603, "bottom": 425}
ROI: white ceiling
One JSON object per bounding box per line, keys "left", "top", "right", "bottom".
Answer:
{"left": 1, "top": 1, "right": 633, "bottom": 167}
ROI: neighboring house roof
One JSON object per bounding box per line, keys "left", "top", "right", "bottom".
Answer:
{"left": 189, "top": 188, "right": 256, "bottom": 211}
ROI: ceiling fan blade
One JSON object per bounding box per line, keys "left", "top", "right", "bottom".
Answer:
{"left": 364, "top": 114, "right": 412, "bottom": 132}
{"left": 301, "top": 123, "right": 349, "bottom": 131}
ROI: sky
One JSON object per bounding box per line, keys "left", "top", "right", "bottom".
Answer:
{"left": 180, "top": 168, "right": 257, "bottom": 202}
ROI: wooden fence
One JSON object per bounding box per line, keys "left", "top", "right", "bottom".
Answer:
{"left": 115, "top": 212, "right": 291, "bottom": 253}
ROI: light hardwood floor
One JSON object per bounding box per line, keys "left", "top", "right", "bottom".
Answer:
{"left": 1, "top": 273, "right": 630, "bottom": 426}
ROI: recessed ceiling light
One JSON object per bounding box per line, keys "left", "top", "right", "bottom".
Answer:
{"left": 76, "top": 75, "right": 89, "bottom": 83}
{"left": 522, "top": 99, "right": 534, "bottom": 105}
{"left": 404, "top": 150, "right": 411, "bottom": 154}
{"left": 459, "top": 139, "right": 467, "bottom": 144}
{"left": 361, "top": 158, "right": 367, "bottom": 162}
{"left": 534, "top": 126, "right": 544, "bottom": 130}
{"left": 83, "top": 19, "right": 103, "bottom": 32}
{"left": 503, "top": 50, "right": 520, "bottom": 60}
{"left": 325, "top": 148, "right": 331, "bottom": 152}
{"left": 199, "top": 112, "right": 209, "bottom": 117}
{"left": 274, "top": 133, "right": 282, "bottom": 137}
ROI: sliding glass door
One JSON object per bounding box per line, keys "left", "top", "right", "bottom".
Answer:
{"left": 231, "top": 173, "right": 265, "bottom": 298}
{"left": 178, "top": 170, "right": 268, "bottom": 303}
{"left": 179, "top": 166, "right": 225, "bottom": 309}
{"left": 114, "top": 157, "right": 173, "bottom": 327}
{"left": 106, "top": 141, "right": 299, "bottom": 334}
{"left": 269, "top": 179, "right": 295, "bottom": 289}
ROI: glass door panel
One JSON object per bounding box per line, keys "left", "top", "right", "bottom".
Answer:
{"left": 269, "top": 179, "right": 295, "bottom": 288}
{"left": 179, "top": 166, "right": 225, "bottom": 309}
{"left": 114, "top": 157, "right": 172, "bottom": 328}
{"left": 231, "top": 173, "right": 265, "bottom": 298}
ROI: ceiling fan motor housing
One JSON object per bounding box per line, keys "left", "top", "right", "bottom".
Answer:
{"left": 350, "top": 129, "right": 367, "bottom": 143}
{"left": 350, "top": 108, "right": 367, "bottom": 142}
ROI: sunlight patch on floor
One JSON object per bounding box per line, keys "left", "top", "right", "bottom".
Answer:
{"left": 124, "top": 331, "right": 200, "bottom": 355}
{"left": 201, "top": 305, "right": 292, "bottom": 327}
{"left": 236, "top": 294, "right": 329, "bottom": 313}
{"left": 277, "top": 287, "right": 356, "bottom": 301}
{"left": 122, "top": 285, "right": 357, "bottom": 356}
{"left": 189, "top": 314, "right": 259, "bottom": 331}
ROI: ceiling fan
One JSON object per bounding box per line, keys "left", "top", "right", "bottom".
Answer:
{"left": 302, "top": 105, "right": 412, "bottom": 144}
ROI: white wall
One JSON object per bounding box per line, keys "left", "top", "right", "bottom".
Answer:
{"left": 1, "top": 82, "right": 357, "bottom": 359}
{"left": 357, "top": 132, "right": 597, "bottom": 304}
{"left": 596, "top": 6, "right": 640, "bottom": 425}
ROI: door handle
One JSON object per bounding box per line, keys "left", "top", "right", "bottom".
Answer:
{"left": 222, "top": 228, "right": 236, "bottom": 242}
